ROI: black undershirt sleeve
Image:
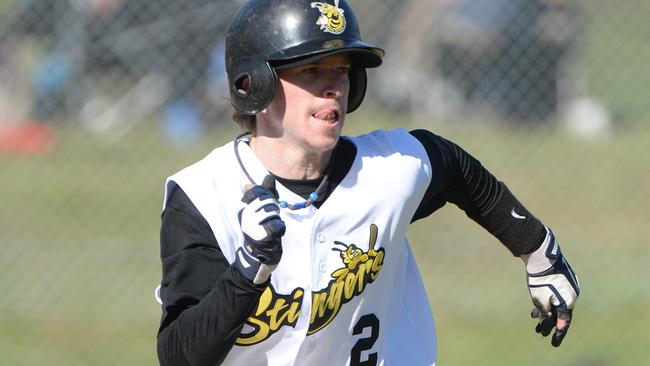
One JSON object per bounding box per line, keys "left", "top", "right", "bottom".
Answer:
{"left": 410, "top": 129, "right": 546, "bottom": 256}
{"left": 157, "top": 186, "right": 266, "bottom": 366}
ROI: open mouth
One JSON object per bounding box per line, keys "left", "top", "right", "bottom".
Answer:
{"left": 312, "top": 109, "right": 340, "bottom": 124}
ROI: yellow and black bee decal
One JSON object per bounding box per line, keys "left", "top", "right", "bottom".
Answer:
{"left": 330, "top": 225, "right": 382, "bottom": 284}
{"left": 235, "top": 224, "right": 385, "bottom": 346}
{"left": 311, "top": 0, "right": 346, "bottom": 34}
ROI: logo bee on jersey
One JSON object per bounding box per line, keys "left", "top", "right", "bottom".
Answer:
{"left": 311, "top": 0, "right": 346, "bottom": 34}
{"left": 330, "top": 226, "right": 382, "bottom": 283}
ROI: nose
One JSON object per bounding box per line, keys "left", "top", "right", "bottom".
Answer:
{"left": 322, "top": 71, "right": 347, "bottom": 99}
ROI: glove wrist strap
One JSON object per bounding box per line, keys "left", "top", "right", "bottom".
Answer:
{"left": 235, "top": 247, "right": 273, "bottom": 285}
{"left": 521, "top": 227, "right": 559, "bottom": 275}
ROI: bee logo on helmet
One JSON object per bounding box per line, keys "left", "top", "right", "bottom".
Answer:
{"left": 311, "top": 0, "right": 346, "bottom": 34}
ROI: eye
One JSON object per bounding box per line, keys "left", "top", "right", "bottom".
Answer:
{"left": 337, "top": 66, "right": 351, "bottom": 75}
{"left": 301, "top": 66, "right": 319, "bottom": 75}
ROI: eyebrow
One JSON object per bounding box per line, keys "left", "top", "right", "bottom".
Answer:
{"left": 305, "top": 59, "right": 352, "bottom": 67}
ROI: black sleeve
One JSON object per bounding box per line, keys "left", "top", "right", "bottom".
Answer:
{"left": 410, "top": 129, "right": 546, "bottom": 256}
{"left": 157, "top": 186, "right": 266, "bottom": 366}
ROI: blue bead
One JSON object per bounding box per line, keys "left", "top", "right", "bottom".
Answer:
{"left": 309, "top": 192, "right": 318, "bottom": 201}
{"left": 279, "top": 201, "right": 288, "bottom": 208}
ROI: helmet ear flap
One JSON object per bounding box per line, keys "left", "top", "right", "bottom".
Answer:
{"left": 228, "top": 58, "right": 276, "bottom": 115}
{"left": 346, "top": 66, "right": 367, "bottom": 113}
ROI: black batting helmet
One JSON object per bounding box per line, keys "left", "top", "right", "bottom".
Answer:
{"left": 225, "top": 0, "right": 384, "bottom": 115}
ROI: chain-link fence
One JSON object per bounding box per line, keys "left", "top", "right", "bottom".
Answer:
{"left": 1, "top": 0, "right": 648, "bottom": 365}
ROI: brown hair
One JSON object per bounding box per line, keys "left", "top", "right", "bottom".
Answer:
{"left": 230, "top": 75, "right": 257, "bottom": 132}
{"left": 232, "top": 109, "right": 256, "bottom": 133}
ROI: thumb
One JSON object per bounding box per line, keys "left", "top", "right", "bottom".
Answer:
{"left": 261, "top": 175, "right": 279, "bottom": 199}
{"left": 241, "top": 176, "right": 278, "bottom": 204}
{"left": 265, "top": 215, "right": 287, "bottom": 237}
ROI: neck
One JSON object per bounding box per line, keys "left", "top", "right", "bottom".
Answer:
{"left": 249, "top": 136, "right": 334, "bottom": 180}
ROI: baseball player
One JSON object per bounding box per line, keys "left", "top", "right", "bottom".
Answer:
{"left": 156, "top": 0, "right": 580, "bottom": 365}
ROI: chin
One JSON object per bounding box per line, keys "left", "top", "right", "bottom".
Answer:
{"left": 306, "top": 133, "right": 340, "bottom": 153}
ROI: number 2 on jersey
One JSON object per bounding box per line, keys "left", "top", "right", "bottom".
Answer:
{"left": 350, "top": 314, "right": 380, "bottom": 366}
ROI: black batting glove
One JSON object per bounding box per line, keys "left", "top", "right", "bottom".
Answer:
{"left": 521, "top": 228, "right": 580, "bottom": 347}
{"left": 234, "top": 175, "right": 286, "bottom": 284}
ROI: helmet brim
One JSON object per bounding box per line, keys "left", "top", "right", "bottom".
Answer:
{"left": 270, "top": 40, "right": 384, "bottom": 70}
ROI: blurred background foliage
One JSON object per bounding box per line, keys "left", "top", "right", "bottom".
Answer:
{"left": 1, "top": 0, "right": 648, "bottom": 365}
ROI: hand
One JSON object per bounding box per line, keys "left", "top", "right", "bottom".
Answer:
{"left": 235, "top": 175, "right": 286, "bottom": 284}
{"left": 521, "top": 228, "right": 580, "bottom": 347}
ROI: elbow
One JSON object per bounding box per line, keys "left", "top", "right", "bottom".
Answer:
{"left": 157, "top": 326, "right": 190, "bottom": 366}
{"left": 157, "top": 326, "right": 228, "bottom": 366}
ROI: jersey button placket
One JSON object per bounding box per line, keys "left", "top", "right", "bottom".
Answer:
{"left": 307, "top": 332, "right": 318, "bottom": 348}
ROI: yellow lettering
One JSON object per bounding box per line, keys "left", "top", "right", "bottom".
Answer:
{"left": 311, "top": 291, "right": 328, "bottom": 323}
{"left": 328, "top": 280, "right": 344, "bottom": 313}
{"left": 287, "top": 289, "right": 303, "bottom": 324}
{"left": 255, "top": 287, "right": 273, "bottom": 316}
{"left": 238, "top": 228, "right": 387, "bottom": 345}
{"left": 371, "top": 251, "right": 384, "bottom": 281}
{"left": 267, "top": 299, "right": 289, "bottom": 330}
{"left": 236, "top": 316, "right": 270, "bottom": 346}
{"left": 344, "top": 272, "right": 356, "bottom": 298}
{"left": 235, "top": 286, "right": 304, "bottom": 346}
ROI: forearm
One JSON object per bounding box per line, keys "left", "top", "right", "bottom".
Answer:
{"left": 158, "top": 185, "right": 267, "bottom": 365}
{"left": 465, "top": 182, "right": 547, "bottom": 256}
{"left": 157, "top": 266, "right": 265, "bottom": 366}
{"left": 410, "top": 129, "right": 546, "bottom": 254}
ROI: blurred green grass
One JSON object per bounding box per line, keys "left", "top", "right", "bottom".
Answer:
{"left": 1, "top": 118, "right": 649, "bottom": 365}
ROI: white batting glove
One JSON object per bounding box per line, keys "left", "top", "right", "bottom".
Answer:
{"left": 521, "top": 227, "right": 580, "bottom": 347}
{"left": 235, "top": 175, "right": 286, "bottom": 285}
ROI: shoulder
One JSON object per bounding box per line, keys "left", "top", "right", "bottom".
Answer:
{"left": 170, "top": 142, "right": 235, "bottom": 183}
{"left": 163, "top": 142, "right": 237, "bottom": 208}
{"left": 409, "top": 129, "right": 451, "bottom": 154}
{"left": 347, "top": 129, "right": 427, "bottom": 157}
{"left": 407, "top": 129, "right": 467, "bottom": 168}
{"left": 346, "top": 129, "right": 434, "bottom": 186}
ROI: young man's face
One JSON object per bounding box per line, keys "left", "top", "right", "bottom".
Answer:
{"left": 258, "top": 53, "right": 352, "bottom": 153}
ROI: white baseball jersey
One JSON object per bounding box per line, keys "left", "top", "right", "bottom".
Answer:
{"left": 165, "top": 128, "right": 437, "bottom": 365}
